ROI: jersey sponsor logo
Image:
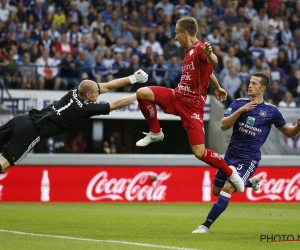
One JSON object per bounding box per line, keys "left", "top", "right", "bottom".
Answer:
{"left": 180, "top": 72, "right": 191, "bottom": 81}
{"left": 238, "top": 121, "right": 262, "bottom": 136}
{"left": 246, "top": 116, "right": 256, "bottom": 126}
{"left": 225, "top": 108, "right": 232, "bottom": 115}
{"left": 178, "top": 84, "right": 192, "bottom": 93}
{"left": 182, "top": 62, "right": 195, "bottom": 72}
{"left": 72, "top": 89, "right": 83, "bottom": 108}
{"left": 259, "top": 110, "right": 266, "bottom": 117}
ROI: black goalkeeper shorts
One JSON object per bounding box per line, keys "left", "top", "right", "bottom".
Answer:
{"left": 0, "top": 115, "right": 40, "bottom": 166}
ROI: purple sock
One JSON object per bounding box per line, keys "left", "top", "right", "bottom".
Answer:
{"left": 245, "top": 179, "right": 252, "bottom": 187}
{"left": 203, "top": 191, "right": 231, "bottom": 228}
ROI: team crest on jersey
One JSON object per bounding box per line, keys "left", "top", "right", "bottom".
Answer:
{"left": 189, "top": 49, "right": 194, "bottom": 56}
{"left": 246, "top": 116, "right": 256, "bottom": 126}
{"left": 259, "top": 110, "right": 266, "bottom": 117}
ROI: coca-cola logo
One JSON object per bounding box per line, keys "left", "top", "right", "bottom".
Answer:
{"left": 86, "top": 171, "right": 171, "bottom": 201}
{"left": 246, "top": 172, "right": 300, "bottom": 201}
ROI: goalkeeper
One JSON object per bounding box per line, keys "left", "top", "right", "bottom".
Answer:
{"left": 0, "top": 69, "right": 148, "bottom": 174}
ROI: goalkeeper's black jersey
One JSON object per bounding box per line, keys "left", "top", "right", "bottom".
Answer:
{"left": 29, "top": 88, "right": 110, "bottom": 137}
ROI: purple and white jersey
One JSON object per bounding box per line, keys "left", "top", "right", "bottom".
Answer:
{"left": 224, "top": 98, "right": 286, "bottom": 163}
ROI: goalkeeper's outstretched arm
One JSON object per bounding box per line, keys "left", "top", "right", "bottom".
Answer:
{"left": 98, "top": 69, "right": 148, "bottom": 94}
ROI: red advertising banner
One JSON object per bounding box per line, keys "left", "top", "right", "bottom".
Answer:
{"left": 0, "top": 166, "right": 299, "bottom": 202}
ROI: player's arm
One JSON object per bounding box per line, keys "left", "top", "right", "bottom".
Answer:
{"left": 221, "top": 101, "right": 257, "bottom": 130}
{"left": 277, "top": 118, "right": 300, "bottom": 137}
{"left": 210, "top": 73, "right": 227, "bottom": 101}
{"left": 97, "top": 69, "right": 148, "bottom": 94}
{"left": 202, "top": 42, "right": 218, "bottom": 66}
{"left": 109, "top": 94, "right": 137, "bottom": 111}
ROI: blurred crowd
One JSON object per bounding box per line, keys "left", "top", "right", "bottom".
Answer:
{"left": 0, "top": 0, "right": 300, "bottom": 107}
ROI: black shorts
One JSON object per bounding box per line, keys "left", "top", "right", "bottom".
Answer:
{"left": 0, "top": 115, "right": 40, "bottom": 166}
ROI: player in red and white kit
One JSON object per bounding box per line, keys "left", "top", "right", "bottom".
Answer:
{"left": 136, "top": 17, "right": 245, "bottom": 192}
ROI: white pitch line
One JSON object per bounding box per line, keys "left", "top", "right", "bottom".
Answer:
{"left": 0, "top": 229, "right": 201, "bottom": 250}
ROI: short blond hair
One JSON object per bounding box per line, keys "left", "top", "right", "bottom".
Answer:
{"left": 176, "top": 17, "right": 198, "bottom": 36}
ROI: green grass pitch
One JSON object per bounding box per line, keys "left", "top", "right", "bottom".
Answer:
{"left": 1, "top": 203, "right": 299, "bottom": 250}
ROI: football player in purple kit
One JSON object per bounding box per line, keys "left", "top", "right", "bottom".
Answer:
{"left": 135, "top": 16, "right": 245, "bottom": 193}
{"left": 192, "top": 72, "right": 300, "bottom": 233}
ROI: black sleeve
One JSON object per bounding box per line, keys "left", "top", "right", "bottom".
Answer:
{"left": 82, "top": 103, "right": 110, "bottom": 117}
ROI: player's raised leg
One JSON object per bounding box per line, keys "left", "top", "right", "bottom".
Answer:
{"left": 136, "top": 87, "right": 164, "bottom": 147}
{"left": 191, "top": 146, "right": 244, "bottom": 192}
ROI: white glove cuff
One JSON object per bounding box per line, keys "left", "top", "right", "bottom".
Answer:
{"left": 129, "top": 75, "right": 136, "bottom": 84}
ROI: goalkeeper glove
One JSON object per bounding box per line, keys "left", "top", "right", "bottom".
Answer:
{"left": 129, "top": 69, "right": 148, "bottom": 84}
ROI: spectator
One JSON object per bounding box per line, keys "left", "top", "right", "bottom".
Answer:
{"left": 119, "top": 21, "right": 134, "bottom": 47}
{"left": 277, "top": 49, "right": 292, "bottom": 76}
{"left": 289, "top": 13, "right": 300, "bottom": 33}
{"left": 175, "top": 0, "right": 192, "bottom": 17}
{"left": 111, "top": 53, "right": 130, "bottom": 78}
{"left": 2, "top": 51, "right": 21, "bottom": 89}
{"left": 167, "top": 56, "right": 181, "bottom": 89}
{"left": 95, "top": 37, "right": 107, "bottom": 57}
{"left": 244, "top": 0, "right": 258, "bottom": 22}
{"left": 101, "top": 24, "right": 115, "bottom": 47}
{"left": 36, "top": 49, "right": 61, "bottom": 90}
{"left": 48, "top": 23, "right": 61, "bottom": 44}
{"left": 278, "top": 91, "right": 297, "bottom": 108}
{"left": 18, "top": 29, "right": 36, "bottom": 57}
{"left": 127, "top": 11, "right": 142, "bottom": 41}
{"left": 268, "top": 13, "right": 283, "bottom": 35}
{"left": 59, "top": 53, "right": 81, "bottom": 90}
{"left": 0, "top": 31, "right": 17, "bottom": 58}
{"left": 250, "top": 56, "right": 270, "bottom": 74}
{"left": 234, "top": 82, "right": 248, "bottom": 99}
{"left": 100, "top": 1, "right": 113, "bottom": 23}
{"left": 163, "top": 37, "right": 180, "bottom": 61}
{"left": 65, "top": 131, "right": 86, "bottom": 154}
{"left": 0, "top": 0, "right": 10, "bottom": 22}
{"left": 278, "top": 20, "right": 293, "bottom": 48}
{"left": 86, "top": 4, "right": 97, "bottom": 25}
{"left": 84, "top": 39, "right": 97, "bottom": 65}
{"left": 7, "top": 11, "right": 19, "bottom": 36}
{"left": 141, "top": 32, "right": 163, "bottom": 56}
{"left": 194, "top": 0, "right": 207, "bottom": 20}
{"left": 286, "top": 41, "right": 299, "bottom": 67}
{"left": 156, "top": 25, "right": 169, "bottom": 48}
{"left": 102, "top": 47, "right": 115, "bottom": 72}
{"left": 151, "top": 55, "right": 169, "bottom": 87}
{"left": 222, "top": 8, "right": 238, "bottom": 28}
{"left": 232, "top": 41, "right": 246, "bottom": 60}
{"left": 22, "top": 12, "right": 36, "bottom": 32}
{"left": 141, "top": 46, "right": 155, "bottom": 69}
{"left": 212, "top": 0, "right": 225, "bottom": 19}
{"left": 106, "top": 10, "right": 122, "bottom": 38}
{"left": 207, "top": 27, "right": 220, "bottom": 47}
{"left": 55, "top": 33, "right": 76, "bottom": 56}
{"left": 77, "top": 33, "right": 89, "bottom": 51}
{"left": 266, "top": 80, "right": 285, "bottom": 106}
{"left": 79, "top": 16, "right": 90, "bottom": 35}
{"left": 288, "top": 69, "right": 300, "bottom": 104}
{"left": 264, "top": 38, "right": 279, "bottom": 64}
{"left": 198, "top": 18, "right": 210, "bottom": 37}
{"left": 76, "top": 0, "right": 90, "bottom": 18}
{"left": 39, "top": 30, "right": 55, "bottom": 53}
{"left": 67, "top": 1, "right": 81, "bottom": 24}
{"left": 248, "top": 39, "right": 265, "bottom": 62}
{"left": 155, "top": 0, "right": 174, "bottom": 16}
{"left": 223, "top": 47, "right": 241, "bottom": 71}
{"left": 30, "top": 0, "right": 43, "bottom": 23}
{"left": 76, "top": 49, "right": 92, "bottom": 79}
{"left": 269, "top": 58, "right": 287, "bottom": 90}
{"left": 90, "top": 27, "right": 102, "bottom": 46}
{"left": 66, "top": 22, "right": 82, "bottom": 48}
{"left": 109, "top": 132, "right": 122, "bottom": 154}
{"left": 16, "top": 2, "right": 27, "bottom": 24}
{"left": 251, "top": 8, "right": 269, "bottom": 32}
{"left": 221, "top": 66, "right": 242, "bottom": 102}
{"left": 237, "top": 64, "right": 250, "bottom": 83}
{"left": 90, "top": 13, "right": 105, "bottom": 35}
{"left": 111, "top": 37, "right": 126, "bottom": 55}
{"left": 19, "top": 52, "right": 36, "bottom": 89}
